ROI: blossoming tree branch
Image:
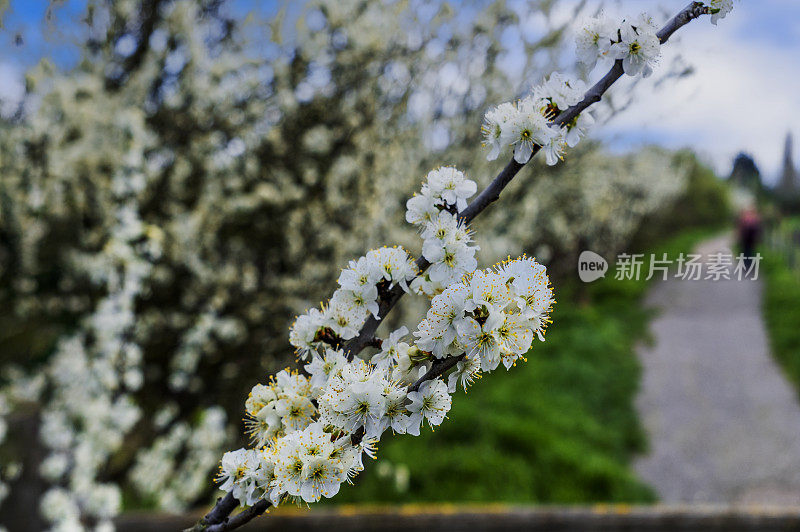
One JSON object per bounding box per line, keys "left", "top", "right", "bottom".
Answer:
{"left": 189, "top": 2, "right": 733, "bottom": 531}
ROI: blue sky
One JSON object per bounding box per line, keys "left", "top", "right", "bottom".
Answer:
{"left": 1, "top": 1, "right": 798, "bottom": 182}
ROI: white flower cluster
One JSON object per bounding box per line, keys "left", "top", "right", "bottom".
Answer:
{"left": 315, "top": 354, "right": 452, "bottom": 439}
{"left": 7, "top": 143, "right": 233, "bottom": 531}
{"left": 40, "top": 486, "right": 119, "bottom": 532}
{"left": 481, "top": 73, "right": 592, "bottom": 166}
{"left": 219, "top": 420, "right": 379, "bottom": 507}
{"left": 244, "top": 370, "right": 316, "bottom": 447}
{"left": 415, "top": 257, "right": 553, "bottom": 376}
{"left": 36, "top": 191, "right": 151, "bottom": 532}
{"left": 129, "top": 406, "right": 227, "bottom": 510}
{"left": 220, "top": 360, "right": 444, "bottom": 506}
{"left": 220, "top": 329, "right": 456, "bottom": 506}
{"left": 169, "top": 311, "right": 244, "bottom": 391}
{"left": 289, "top": 246, "right": 418, "bottom": 356}
{"left": 479, "top": 1, "right": 739, "bottom": 170}
{"left": 406, "top": 167, "right": 479, "bottom": 296}
{"left": 290, "top": 165, "right": 480, "bottom": 353}
{"left": 219, "top": 250, "right": 551, "bottom": 507}
{"left": 577, "top": 13, "right": 661, "bottom": 77}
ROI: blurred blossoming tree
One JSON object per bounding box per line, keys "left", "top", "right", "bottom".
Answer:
{"left": 0, "top": 0, "right": 725, "bottom": 529}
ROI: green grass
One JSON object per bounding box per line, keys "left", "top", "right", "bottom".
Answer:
{"left": 330, "top": 227, "right": 721, "bottom": 505}
{"left": 762, "top": 246, "right": 800, "bottom": 393}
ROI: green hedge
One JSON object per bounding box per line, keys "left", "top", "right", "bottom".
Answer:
{"left": 762, "top": 247, "right": 800, "bottom": 392}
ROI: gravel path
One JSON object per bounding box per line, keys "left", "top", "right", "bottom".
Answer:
{"left": 635, "top": 234, "right": 800, "bottom": 504}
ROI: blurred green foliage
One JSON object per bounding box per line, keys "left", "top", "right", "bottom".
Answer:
{"left": 763, "top": 224, "right": 800, "bottom": 393}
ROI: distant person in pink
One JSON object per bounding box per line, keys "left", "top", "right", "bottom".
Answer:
{"left": 737, "top": 207, "right": 761, "bottom": 268}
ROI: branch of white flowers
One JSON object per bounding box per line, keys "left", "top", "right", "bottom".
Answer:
{"left": 188, "top": 3, "right": 712, "bottom": 531}
{"left": 188, "top": 352, "right": 498, "bottom": 531}
{"left": 461, "top": 1, "right": 710, "bottom": 223}
{"left": 343, "top": 1, "right": 710, "bottom": 360}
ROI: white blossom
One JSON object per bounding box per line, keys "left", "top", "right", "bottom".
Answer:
{"left": 391, "top": 348, "right": 424, "bottom": 385}
{"left": 380, "top": 384, "right": 412, "bottom": 434}
{"left": 481, "top": 102, "right": 517, "bottom": 161}
{"left": 245, "top": 384, "right": 278, "bottom": 418}
{"left": 495, "top": 313, "right": 535, "bottom": 369}
{"left": 217, "top": 448, "right": 264, "bottom": 506}
{"left": 405, "top": 378, "right": 451, "bottom": 434}
{"left": 708, "top": 0, "right": 734, "bottom": 25}
{"left": 421, "top": 211, "right": 462, "bottom": 250}
{"left": 324, "top": 297, "right": 365, "bottom": 340}
{"left": 575, "top": 14, "right": 616, "bottom": 68}
{"left": 457, "top": 313, "right": 505, "bottom": 372}
{"left": 609, "top": 14, "right": 661, "bottom": 78}
{"left": 40, "top": 454, "right": 70, "bottom": 482}
{"left": 538, "top": 72, "right": 587, "bottom": 112}
{"left": 467, "top": 270, "right": 512, "bottom": 311}
{"left": 41, "top": 488, "right": 81, "bottom": 528}
{"left": 564, "top": 112, "right": 595, "bottom": 148}
{"left": 317, "top": 360, "right": 388, "bottom": 439}
{"left": 370, "top": 327, "right": 410, "bottom": 369}
{"left": 425, "top": 167, "right": 477, "bottom": 212}
{"left": 415, "top": 282, "right": 470, "bottom": 357}
{"left": 269, "top": 423, "right": 346, "bottom": 503}
{"left": 447, "top": 355, "right": 482, "bottom": 393}
{"left": 541, "top": 129, "right": 567, "bottom": 166}
{"left": 289, "top": 308, "right": 326, "bottom": 357}
{"left": 305, "top": 348, "right": 348, "bottom": 390}
{"left": 405, "top": 192, "right": 440, "bottom": 227}
{"left": 331, "top": 284, "right": 379, "bottom": 320}
{"left": 364, "top": 246, "right": 417, "bottom": 292}
{"left": 338, "top": 256, "right": 382, "bottom": 293}
{"left": 503, "top": 96, "right": 557, "bottom": 164}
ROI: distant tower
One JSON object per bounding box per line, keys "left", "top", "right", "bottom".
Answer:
{"left": 778, "top": 132, "right": 797, "bottom": 194}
